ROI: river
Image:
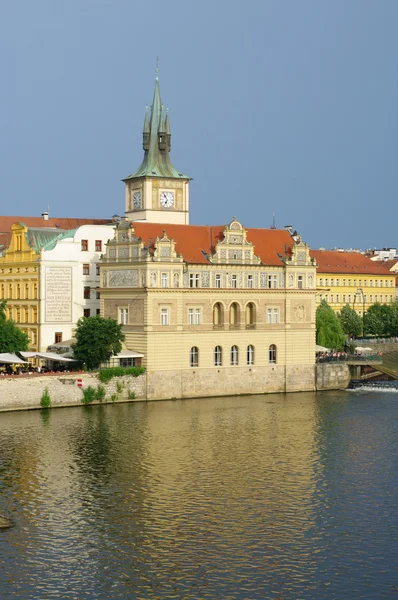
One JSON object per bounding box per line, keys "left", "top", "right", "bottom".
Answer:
{"left": 0, "top": 390, "right": 397, "bottom": 599}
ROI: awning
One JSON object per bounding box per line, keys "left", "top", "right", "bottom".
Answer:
{"left": 20, "top": 352, "right": 75, "bottom": 362}
{"left": 47, "top": 338, "right": 75, "bottom": 352}
{"left": 316, "top": 345, "right": 330, "bottom": 352}
{"left": 0, "top": 353, "right": 29, "bottom": 364}
{"left": 114, "top": 350, "right": 144, "bottom": 358}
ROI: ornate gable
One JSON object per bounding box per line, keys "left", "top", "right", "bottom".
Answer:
{"left": 211, "top": 218, "right": 261, "bottom": 265}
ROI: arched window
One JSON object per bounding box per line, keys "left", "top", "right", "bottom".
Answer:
{"left": 230, "top": 302, "right": 240, "bottom": 327}
{"left": 213, "top": 302, "right": 223, "bottom": 327}
{"left": 190, "top": 346, "right": 199, "bottom": 368}
{"left": 245, "top": 302, "right": 255, "bottom": 327}
{"left": 214, "top": 346, "right": 222, "bottom": 366}
{"left": 230, "top": 345, "right": 239, "bottom": 366}
{"left": 247, "top": 345, "right": 254, "bottom": 365}
{"left": 269, "top": 344, "right": 277, "bottom": 364}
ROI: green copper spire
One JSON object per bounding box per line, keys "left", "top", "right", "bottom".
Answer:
{"left": 124, "top": 74, "right": 189, "bottom": 180}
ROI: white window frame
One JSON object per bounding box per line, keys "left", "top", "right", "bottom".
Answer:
{"left": 118, "top": 307, "right": 129, "bottom": 325}
{"left": 215, "top": 274, "right": 221, "bottom": 288}
{"left": 214, "top": 346, "right": 222, "bottom": 367}
{"left": 230, "top": 345, "right": 239, "bottom": 366}
{"left": 190, "top": 346, "right": 199, "bottom": 368}
{"left": 247, "top": 345, "right": 254, "bottom": 365}
{"left": 247, "top": 274, "right": 253, "bottom": 288}
{"left": 189, "top": 274, "right": 200, "bottom": 288}
{"left": 161, "top": 308, "right": 169, "bottom": 326}
{"left": 231, "top": 274, "right": 237, "bottom": 288}
{"left": 161, "top": 272, "right": 169, "bottom": 288}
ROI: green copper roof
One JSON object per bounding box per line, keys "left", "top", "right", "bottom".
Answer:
{"left": 124, "top": 75, "right": 189, "bottom": 180}
{"left": 24, "top": 228, "right": 75, "bottom": 253}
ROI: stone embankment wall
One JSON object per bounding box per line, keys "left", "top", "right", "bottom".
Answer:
{"left": 0, "top": 363, "right": 350, "bottom": 412}
{"left": 0, "top": 373, "right": 146, "bottom": 412}
{"left": 315, "top": 363, "right": 351, "bottom": 390}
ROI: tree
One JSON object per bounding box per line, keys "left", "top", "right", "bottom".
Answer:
{"left": 363, "top": 302, "right": 387, "bottom": 336}
{"left": 387, "top": 302, "right": 398, "bottom": 336}
{"left": 338, "top": 304, "right": 363, "bottom": 338}
{"left": 316, "top": 300, "right": 346, "bottom": 350}
{"left": 72, "top": 315, "right": 125, "bottom": 370}
{"left": 0, "top": 300, "right": 30, "bottom": 353}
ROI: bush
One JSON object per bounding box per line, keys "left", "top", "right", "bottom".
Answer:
{"left": 98, "top": 366, "right": 145, "bottom": 383}
{"left": 127, "top": 389, "right": 136, "bottom": 400}
{"left": 110, "top": 393, "right": 118, "bottom": 402}
{"left": 81, "top": 386, "right": 97, "bottom": 404}
{"left": 40, "top": 388, "right": 51, "bottom": 408}
{"left": 95, "top": 385, "right": 106, "bottom": 401}
{"left": 116, "top": 381, "right": 124, "bottom": 394}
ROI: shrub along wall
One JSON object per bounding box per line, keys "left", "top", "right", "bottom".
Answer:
{"left": 0, "top": 373, "right": 146, "bottom": 412}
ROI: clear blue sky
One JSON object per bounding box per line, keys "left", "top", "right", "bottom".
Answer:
{"left": 1, "top": 0, "right": 397, "bottom": 249}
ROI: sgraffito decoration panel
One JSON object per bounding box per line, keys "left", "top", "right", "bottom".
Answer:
{"left": 109, "top": 270, "right": 139, "bottom": 288}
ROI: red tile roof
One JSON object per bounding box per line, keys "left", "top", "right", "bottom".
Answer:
{"left": 381, "top": 259, "right": 398, "bottom": 271}
{"left": 132, "top": 222, "right": 293, "bottom": 266}
{"left": 311, "top": 250, "right": 394, "bottom": 276}
{"left": 0, "top": 216, "right": 112, "bottom": 234}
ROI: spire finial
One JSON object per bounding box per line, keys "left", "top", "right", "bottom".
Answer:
{"left": 156, "top": 57, "right": 159, "bottom": 81}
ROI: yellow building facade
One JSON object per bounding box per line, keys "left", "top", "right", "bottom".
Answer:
{"left": 0, "top": 223, "right": 41, "bottom": 349}
{"left": 311, "top": 250, "right": 396, "bottom": 315}
{"left": 99, "top": 75, "right": 319, "bottom": 400}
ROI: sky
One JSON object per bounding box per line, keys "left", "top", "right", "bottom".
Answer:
{"left": 1, "top": 0, "right": 397, "bottom": 250}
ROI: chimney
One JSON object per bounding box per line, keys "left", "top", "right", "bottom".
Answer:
{"left": 42, "top": 211, "right": 49, "bottom": 221}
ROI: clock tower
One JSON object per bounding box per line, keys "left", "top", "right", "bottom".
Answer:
{"left": 123, "top": 73, "right": 191, "bottom": 224}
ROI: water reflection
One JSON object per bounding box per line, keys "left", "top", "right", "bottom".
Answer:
{"left": 0, "top": 392, "right": 397, "bottom": 599}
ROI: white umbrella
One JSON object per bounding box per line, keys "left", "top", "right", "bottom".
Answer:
{"left": 316, "top": 345, "right": 330, "bottom": 352}
{"left": 355, "top": 346, "right": 373, "bottom": 352}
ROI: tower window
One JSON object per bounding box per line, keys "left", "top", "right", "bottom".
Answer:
{"left": 81, "top": 240, "right": 88, "bottom": 251}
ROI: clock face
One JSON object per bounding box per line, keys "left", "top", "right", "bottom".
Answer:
{"left": 160, "top": 191, "right": 174, "bottom": 208}
{"left": 133, "top": 191, "right": 141, "bottom": 209}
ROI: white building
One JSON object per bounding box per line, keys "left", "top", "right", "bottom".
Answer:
{"left": 40, "top": 224, "right": 115, "bottom": 350}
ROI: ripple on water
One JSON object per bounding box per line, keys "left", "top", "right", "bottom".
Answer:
{"left": 0, "top": 393, "right": 397, "bottom": 599}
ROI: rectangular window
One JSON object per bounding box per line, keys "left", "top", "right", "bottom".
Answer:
{"left": 95, "top": 240, "right": 102, "bottom": 252}
{"left": 325, "top": 279, "right": 329, "bottom": 286}
{"left": 247, "top": 274, "right": 253, "bottom": 288}
{"left": 268, "top": 274, "right": 278, "bottom": 289}
{"left": 359, "top": 280, "right": 362, "bottom": 286}
{"left": 336, "top": 294, "right": 340, "bottom": 303}
{"left": 215, "top": 274, "right": 221, "bottom": 288}
{"left": 188, "top": 308, "right": 201, "bottom": 325}
{"left": 267, "top": 308, "right": 272, "bottom": 324}
{"left": 55, "top": 332, "right": 62, "bottom": 344}
{"left": 370, "top": 295, "right": 373, "bottom": 303}
{"left": 189, "top": 274, "right": 200, "bottom": 288}
{"left": 96, "top": 264, "right": 100, "bottom": 276}
{"left": 273, "top": 308, "right": 279, "bottom": 324}
{"left": 83, "top": 264, "right": 90, "bottom": 275}
{"left": 336, "top": 278, "right": 340, "bottom": 286}
{"left": 81, "top": 240, "right": 88, "bottom": 251}
{"left": 375, "top": 295, "right": 378, "bottom": 302}
{"left": 161, "top": 273, "right": 169, "bottom": 288}
{"left": 96, "top": 288, "right": 100, "bottom": 299}
{"left": 369, "top": 280, "right": 373, "bottom": 287}
{"left": 319, "top": 278, "right": 323, "bottom": 286}
{"left": 25, "top": 284, "right": 29, "bottom": 299}
{"left": 354, "top": 280, "right": 357, "bottom": 286}
{"left": 188, "top": 308, "right": 194, "bottom": 325}
{"left": 195, "top": 308, "right": 201, "bottom": 325}
{"left": 348, "top": 294, "right": 352, "bottom": 302}
{"left": 330, "top": 278, "right": 334, "bottom": 286}
{"left": 325, "top": 294, "right": 328, "bottom": 302}
{"left": 331, "top": 294, "right": 334, "bottom": 303}
{"left": 84, "top": 286, "right": 90, "bottom": 299}
{"left": 343, "top": 295, "right": 346, "bottom": 302}
{"left": 298, "top": 275, "right": 304, "bottom": 289}
{"left": 96, "top": 308, "right": 100, "bottom": 315}
{"left": 231, "top": 275, "right": 237, "bottom": 288}
{"left": 84, "top": 309, "right": 91, "bottom": 318}
{"left": 364, "top": 295, "right": 367, "bottom": 303}
{"left": 119, "top": 308, "right": 129, "bottom": 325}
{"left": 343, "top": 279, "right": 346, "bottom": 286}
{"left": 161, "top": 308, "right": 169, "bottom": 326}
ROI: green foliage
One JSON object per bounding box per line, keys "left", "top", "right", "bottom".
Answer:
{"left": 339, "top": 304, "right": 363, "bottom": 338}
{"left": 388, "top": 302, "right": 398, "bottom": 336}
{"left": 127, "top": 389, "right": 136, "bottom": 400}
{"left": 81, "top": 386, "right": 97, "bottom": 404}
{"left": 95, "top": 385, "right": 106, "bottom": 401}
{"left": 72, "top": 315, "right": 125, "bottom": 370}
{"left": 40, "top": 388, "right": 51, "bottom": 408}
{"left": 116, "top": 381, "right": 124, "bottom": 394}
{"left": 364, "top": 302, "right": 387, "bottom": 336}
{"left": 110, "top": 393, "right": 118, "bottom": 402}
{"left": 98, "top": 366, "right": 145, "bottom": 383}
{"left": 0, "top": 300, "right": 29, "bottom": 353}
{"left": 316, "top": 300, "right": 346, "bottom": 350}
